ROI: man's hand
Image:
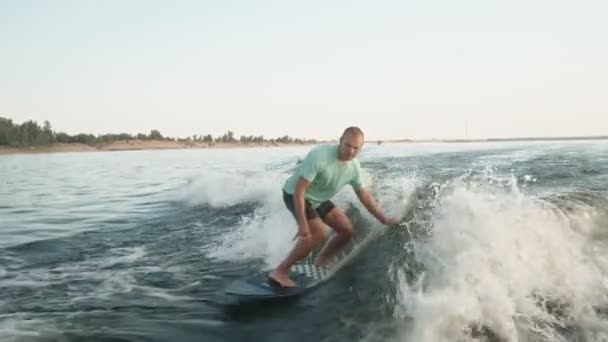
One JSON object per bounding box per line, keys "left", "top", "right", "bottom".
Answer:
{"left": 298, "top": 224, "right": 311, "bottom": 242}
{"left": 356, "top": 188, "right": 400, "bottom": 227}
{"left": 382, "top": 217, "right": 399, "bottom": 226}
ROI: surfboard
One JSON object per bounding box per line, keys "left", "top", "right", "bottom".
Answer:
{"left": 224, "top": 262, "right": 331, "bottom": 299}
{"left": 223, "top": 226, "right": 387, "bottom": 300}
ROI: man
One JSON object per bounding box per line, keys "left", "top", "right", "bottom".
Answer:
{"left": 269, "top": 126, "right": 398, "bottom": 287}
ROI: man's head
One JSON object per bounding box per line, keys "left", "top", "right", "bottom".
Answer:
{"left": 338, "top": 126, "right": 364, "bottom": 161}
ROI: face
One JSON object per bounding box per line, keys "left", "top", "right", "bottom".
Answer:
{"left": 338, "top": 132, "right": 364, "bottom": 161}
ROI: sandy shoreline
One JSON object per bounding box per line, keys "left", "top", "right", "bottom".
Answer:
{"left": 0, "top": 140, "right": 320, "bottom": 155}
{"left": 2, "top": 136, "right": 606, "bottom": 155}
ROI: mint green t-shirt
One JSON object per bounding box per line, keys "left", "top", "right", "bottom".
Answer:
{"left": 283, "top": 144, "right": 363, "bottom": 208}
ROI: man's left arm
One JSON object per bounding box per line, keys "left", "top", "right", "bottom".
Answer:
{"left": 355, "top": 187, "right": 398, "bottom": 226}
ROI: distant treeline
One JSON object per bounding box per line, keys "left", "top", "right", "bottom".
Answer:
{"left": 0, "top": 117, "right": 316, "bottom": 147}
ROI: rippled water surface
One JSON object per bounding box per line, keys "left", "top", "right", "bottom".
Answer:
{"left": 1, "top": 141, "right": 608, "bottom": 341}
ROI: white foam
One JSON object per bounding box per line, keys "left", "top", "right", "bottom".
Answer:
{"left": 0, "top": 318, "right": 41, "bottom": 340}
{"left": 98, "top": 246, "right": 147, "bottom": 268}
{"left": 359, "top": 171, "right": 420, "bottom": 225}
{"left": 394, "top": 171, "right": 608, "bottom": 341}
{"left": 173, "top": 169, "right": 285, "bottom": 208}
{"left": 0, "top": 246, "right": 175, "bottom": 306}
{"left": 0, "top": 315, "right": 63, "bottom": 341}
{"left": 130, "top": 284, "right": 196, "bottom": 302}
{"left": 0, "top": 279, "right": 52, "bottom": 288}
{"left": 206, "top": 200, "right": 296, "bottom": 268}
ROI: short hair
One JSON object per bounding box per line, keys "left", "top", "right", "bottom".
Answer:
{"left": 341, "top": 126, "right": 364, "bottom": 140}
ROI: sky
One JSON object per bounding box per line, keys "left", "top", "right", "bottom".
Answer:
{"left": 1, "top": 0, "right": 607, "bottom": 141}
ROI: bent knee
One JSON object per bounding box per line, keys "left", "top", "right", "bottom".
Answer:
{"left": 308, "top": 219, "right": 327, "bottom": 238}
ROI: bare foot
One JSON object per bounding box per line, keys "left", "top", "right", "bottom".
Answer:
{"left": 268, "top": 269, "right": 295, "bottom": 287}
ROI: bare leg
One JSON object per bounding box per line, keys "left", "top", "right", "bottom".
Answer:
{"left": 314, "top": 207, "right": 355, "bottom": 267}
{"left": 269, "top": 217, "right": 327, "bottom": 287}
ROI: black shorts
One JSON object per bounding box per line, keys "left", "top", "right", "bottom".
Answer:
{"left": 282, "top": 190, "right": 335, "bottom": 221}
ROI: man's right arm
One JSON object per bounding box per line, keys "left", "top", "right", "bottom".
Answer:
{"left": 294, "top": 177, "right": 312, "bottom": 240}
{"left": 292, "top": 147, "right": 321, "bottom": 240}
